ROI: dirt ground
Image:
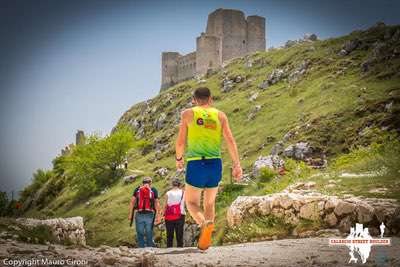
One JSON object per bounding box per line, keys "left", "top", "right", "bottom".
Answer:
{"left": 1, "top": 237, "right": 399, "bottom": 267}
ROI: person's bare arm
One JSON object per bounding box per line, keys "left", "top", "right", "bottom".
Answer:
{"left": 220, "top": 111, "right": 242, "bottom": 180}
{"left": 155, "top": 199, "right": 161, "bottom": 224}
{"left": 175, "top": 109, "right": 192, "bottom": 170}
{"left": 128, "top": 196, "right": 136, "bottom": 221}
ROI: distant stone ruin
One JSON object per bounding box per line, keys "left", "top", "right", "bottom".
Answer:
{"left": 160, "top": 8, "right": 266, "bottom": 90}
{"left": 75, "top": 130, "right": 85, "bottom": 146}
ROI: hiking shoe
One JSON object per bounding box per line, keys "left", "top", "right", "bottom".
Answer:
{"left": 197, "top": 221, "right": 214, "bottom": 250}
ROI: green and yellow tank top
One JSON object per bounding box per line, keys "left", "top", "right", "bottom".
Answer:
{"left": 186, "top": 106, "right": 222, "bottom": 161}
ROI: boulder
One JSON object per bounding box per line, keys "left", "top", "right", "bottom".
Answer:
{"left": 153, "top": 113, "right": 167, "bottom": 130}
{"left": 334, "top": 201, "right": 356, "bottom": 217}
{"left": 248, "top": 92, "right": 259, "bottom": 102}
{"left": 325, "top": 213, "right": 338, "bottom": 227}
{"left": 154, "top": 167, "right": 168, "bottom": 177}
{"left": 252, "top": 155, "right": 284, "bottom": 177}
{"left": 325, "top": 198, "right": 340, "bottom": 210}
{"left": 283, "top": 142, "right": 312, "bottom": 160}
{"left": 123, "top": 175, "right": 138, "bottom": 184}
{"left": 299, "top": 202, "right": 320, "bottom": 221}
{"left": 222, "top": 79, "right": 234, "bottom": 93}
{"left": 344, "top": 39, "right": 360, "bottom": 51}
{"left": 356, "top": 203, "right": 374, "bottom": 223}
{"left": 258, "top": 80, "right": 269, "bottom": 90}
{"left": 247, "top": 105, "right": 262, "bottom": 120}
{"left": 270, "top": 141, "right": 284, "bottom": 156}
{"left": 288, "top": 60, "right": 310, "bottom": 84}
{"left": 234, "top": 75, "right": 243, "bottom": 83}
{"left": 303, "top": 33, "right": 318, "bottom": 41}
{"left": 339, "top": 216, "right": 353, "bottom": 233}
{"left": 267, "top": 68, "right": 286, "bottom": 85}
{"left": 284, "top": 40, "right": 297, "bottom": 48}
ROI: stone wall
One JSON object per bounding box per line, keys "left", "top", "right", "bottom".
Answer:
{"left": 177, "top": 52, "right": 196, "bottom": 82}
{"left": 227, "top": 186, "right": 400, "bottom": 237}
{"left": 161, "top": 52, "right": 180, "bottom": 91}
{"left": 247, "top": 16, "right": 266, "bottom": 54}
{"left": 196, "top": 33, "right": 221, "bottom": 76}
{"left": 16, "top": 217, "right": 86, "bottom": 246}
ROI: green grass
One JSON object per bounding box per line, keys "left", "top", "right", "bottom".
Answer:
{"left": 22, "top": 24, "right": 400, "bottom": 246}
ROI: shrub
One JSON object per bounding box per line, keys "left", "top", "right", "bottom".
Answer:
{"left": 258, "top": 167, "right": 277, "bottom": 183}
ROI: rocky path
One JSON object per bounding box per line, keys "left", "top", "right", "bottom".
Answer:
{"left": 1, "top": 237, "right": 399, "bottom": 267}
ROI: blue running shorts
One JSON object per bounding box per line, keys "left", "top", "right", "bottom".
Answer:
{"left": 185, "top": 158, "right": 222, "bottom": 188}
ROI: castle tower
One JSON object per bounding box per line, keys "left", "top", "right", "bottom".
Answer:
{"left": 161, "top": 52, "right": 180, "bottom": 90}
{"left": 196, "top": 33, "right": 221, "bottom": 75}
{"left": 205, "top": 8, "right": 248, "bottom": 63}
{"left": 76, "top": 130, "right": 85, "bottom": 146}
{"left": 247, "top": 15, "right": 266, "bottom": 53}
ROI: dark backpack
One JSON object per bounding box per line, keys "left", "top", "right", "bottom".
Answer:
{"left": 135, "top": 185, "right": 155, "bottom": 212}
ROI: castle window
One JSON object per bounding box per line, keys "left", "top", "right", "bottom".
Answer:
{"left": 243, "top": 40, "right": 246, "bottom": 44}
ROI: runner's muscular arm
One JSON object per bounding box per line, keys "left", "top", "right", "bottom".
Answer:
{"left": 175, "top": 109, "right": 192, "bottom": 170}
{"left": 219, "top": 111, "right": 243, "bottom": 180}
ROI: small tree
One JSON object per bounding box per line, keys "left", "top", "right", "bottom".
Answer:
{"left": 63, "top": 126, "right": 135, "bottom": 199}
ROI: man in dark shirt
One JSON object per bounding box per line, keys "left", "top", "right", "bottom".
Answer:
{"left": 128, "top": 176, "right": 161, "bottom": 248}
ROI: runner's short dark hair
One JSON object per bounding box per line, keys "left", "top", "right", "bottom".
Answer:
{"left": 193, "top": 87, "right": 211, "bottom": 100}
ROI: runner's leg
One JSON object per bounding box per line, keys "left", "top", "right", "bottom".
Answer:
{"left": 203, "top": 187, "right": 218, "bottom": 222}
{"left": 184, "top": 183, "right": 205, "bottom": 225}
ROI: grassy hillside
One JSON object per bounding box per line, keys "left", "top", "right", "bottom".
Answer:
{"left": 24, "top": 23, "right": 400, "bottom": 247}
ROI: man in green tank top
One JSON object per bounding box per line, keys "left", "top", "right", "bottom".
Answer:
{"left": 175, "top": 87, "right": 242, "bottom": 250}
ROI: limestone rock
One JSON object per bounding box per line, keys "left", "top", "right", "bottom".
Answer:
{"left": 270, "top": 141, "right": 284, "bottom": 156}
{"left": 153, "top": 113, "right": 167, "bottom": 130}
{"left": 325, "top": 213, "right": 338, "bottom": 227}
{"left": 123, "top": 175, "right": 138, "bottom": 184}
{"left": 299, "top": 202, "right": 319, "bottom": 221}
{"left": 155, "top": 167, "right": 168, "bottom": 177}
{"left": 304, "top": 33, "right": 318, "bottom": 42}
{"left": 325, "top": 198, "right": 340, "bottom": 210}
{"left": 339, "top": 216, "right": 353, "bottom": 233}
{"left": 248, "top": 92, "right": 259, "bottom": 102}
{"left": 334, "top": 201, "right": 356, "bottom": 217}
{"left": 283, "top": 142, "right": 312, "bottom": 160}
{"left": 16, "top": 217, "right": 86, "bottom": 246}
{"left": 356, "top": 202, "right": 374, "bottom": 223}
{"left": 252, "top": 155, "right": 284, "bottom": 177}
{"left": 288, "top": 60, "right": 310, "bottom": 83}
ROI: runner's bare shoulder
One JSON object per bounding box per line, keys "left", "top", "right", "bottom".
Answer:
{"left": 181, "top": 108, "right": 194, "bottom": 123}
{"left": 218, "top": 110, "right": 227, "bottom": 125}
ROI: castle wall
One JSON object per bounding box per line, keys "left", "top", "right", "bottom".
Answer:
{"left": 161, "top": 52, "right": 180, "bottom": 90}
{"left": 247, "top": 16, "right": 266, "bottom": 53}
{"left": 160, "top": 8, "right": 266, "bottom": 90}
{"left": 196, "top": 33, "right": 220, "bottom": 75}
{"left": 177, "top": 52, "right": 196, "bottom": 82}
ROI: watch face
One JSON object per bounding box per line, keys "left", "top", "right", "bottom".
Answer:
{"left": 197, "top": 118, "right": 204, "bottom": 125}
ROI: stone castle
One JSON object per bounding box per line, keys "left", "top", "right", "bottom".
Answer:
{"left": 160, "top": 8, "right": 266, "bottom": 90}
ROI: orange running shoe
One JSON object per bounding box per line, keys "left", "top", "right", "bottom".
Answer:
{"left": 197, "top": 221, "right": 214, "bottom": 250}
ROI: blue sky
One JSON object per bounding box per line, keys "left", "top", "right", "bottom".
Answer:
{"left": 1, "top": 0, "right": 399, "bottom": 197}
